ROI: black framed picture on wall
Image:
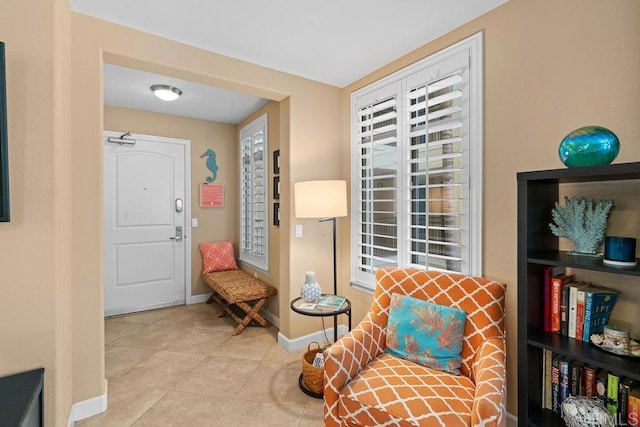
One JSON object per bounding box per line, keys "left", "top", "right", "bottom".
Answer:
{"left": 0, "top": 42, "right": 10, "bottom": 222}
{"left": 273, "top": 202, "right": 280, "bottom": 226}
{"left": 273, "top": 150, "right": 280, "bottom": 174}
{"left": 273, "top": 176, "right": 280, "bottom": 200}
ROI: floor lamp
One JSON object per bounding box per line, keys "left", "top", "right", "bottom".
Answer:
{"left": 294, "top": 180, "right": 347, "bottom": 297}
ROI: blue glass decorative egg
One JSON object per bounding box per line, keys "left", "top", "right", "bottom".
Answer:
{"left": 559, "top": 126, "right": 619, "bottom": 168}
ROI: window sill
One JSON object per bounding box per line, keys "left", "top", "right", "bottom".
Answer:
{"left": 239, "top": 260, "right": 269, "bottom": 276}
{"left": 349, "top": 280, "right": 375, "bottom": 295}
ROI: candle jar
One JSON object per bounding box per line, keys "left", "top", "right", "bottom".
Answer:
{"left": 603, "top": 325, "right": 630, "bottom": 354}
{"left": 301, "top": 282, "right": 322, "bottom": 302}
{"left": 604, "top": 236, "right": 637, "bottom": 267}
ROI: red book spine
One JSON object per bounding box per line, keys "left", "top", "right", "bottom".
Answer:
{"left": 544, "top": 267, "right": 552, "bottom": 332}
{"left": 583, "top": 365, "right": 596, "bottom": 397}
{"left": 628, "top": 390, "right": 640, "bottom": 426}
{"left": 551, "top": 277, "right": 563, "bottom": 332}
{"left": 576, "top": 294, "right": 585, "bottom": 341}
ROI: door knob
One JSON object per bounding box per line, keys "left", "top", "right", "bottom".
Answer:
{"left": 169, "top": 226, "right": 183, "bottom": 242}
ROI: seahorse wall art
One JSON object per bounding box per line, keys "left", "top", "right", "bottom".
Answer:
{"left": 200, "top": 149, "right": 218, "bottom": 183}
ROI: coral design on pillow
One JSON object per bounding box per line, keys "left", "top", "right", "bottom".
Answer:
{"left": 384, "top": 293, "right": 466, "bottom": 375}
{"left": 199, "top": 240, "right": 239, "bottom": 273}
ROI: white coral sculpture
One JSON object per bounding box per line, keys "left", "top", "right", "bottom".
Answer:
{"left": 549, "top": 197, "right": 613, "bottom": 254}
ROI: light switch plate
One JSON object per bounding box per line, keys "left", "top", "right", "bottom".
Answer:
{"left": 191, "top": 218, "right": 198, "bottom": 227}
{"left": 295, "top": 224, "right": 303, "bottom": 237}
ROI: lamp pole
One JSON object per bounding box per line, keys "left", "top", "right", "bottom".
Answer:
{"left": 320, "top": 216, "right": 338, "bottom": 342}
{"left": 319, "top": 217, "right": 337, "bottom": 296}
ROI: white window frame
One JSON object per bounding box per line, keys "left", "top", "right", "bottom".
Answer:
{"left": 239, "top": 113, "right": 269, "bottom": 271}
{"left": 350, "top": 33, "right": 483, "bottom": 293}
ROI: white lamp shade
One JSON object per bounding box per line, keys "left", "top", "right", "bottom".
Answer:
{"left": 294, "top": 180, "right": 347, "bottom": 219}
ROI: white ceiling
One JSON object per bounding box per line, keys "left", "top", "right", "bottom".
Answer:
{"left": 103, "top": 64, "right": 270, "bottom": 124}
{"left": 74, "top": 0, "right": 509, "bottom": 123}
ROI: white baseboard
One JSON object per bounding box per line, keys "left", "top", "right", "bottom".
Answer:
{"left": 68, "top": 380, "right": 108, "bottom": 425}
{"left": 260, "top": 308, "right": 279, "bottom": 329}
{"left": 506, "top": 411, "right": 517, "bottom": 427}
{"left": 278, "top": 325, "right": 350, "bottom": 352}
{"left": 187, "top": 293, "right": 212, "bottom": 304}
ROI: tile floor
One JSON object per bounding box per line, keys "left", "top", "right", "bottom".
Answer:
{"left": 77, "top": 303, "right": 324, "bottom": 426}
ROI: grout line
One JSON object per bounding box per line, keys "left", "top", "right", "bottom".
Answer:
{"left": 126, "top": 386, "right": 170, "bottom": 426}
{"left": 102, "top": 304, "right": 322, "bottom": 425}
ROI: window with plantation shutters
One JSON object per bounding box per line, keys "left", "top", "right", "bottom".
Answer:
{"left": 239, "top": 113, "right": 268, "bottom": 271}
{"left": 351, "top": 33, "right": 483, "bottom": 291}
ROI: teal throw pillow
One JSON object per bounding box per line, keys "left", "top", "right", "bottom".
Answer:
{"left": 384, "top": 293, "right": 466, "bottom": 375}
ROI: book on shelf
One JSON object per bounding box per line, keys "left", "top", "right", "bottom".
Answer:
{"left": 543, "top": 349, "right": 553, "bottom": 410}
{"left": 619, "top": 377, "right": 633, "bottom": 426}
{"left": 316, "top": 295, "right": 346, "bottom": 310}
{"left": 552, "top": 274, "right": 574, "bottom": 333}
{"left": 596, "top": 369, "right": 608, "bottom": 404}
{"left": 559, "top": 358, "right": 571, "bottom": 409}
{"left": 570, "top": 361, "right": 584, "bottom": 397}
{"left": 583, "top": 286, "right": 619, "bottom": 341}
{"left": 629, "top": 387, "right": 640, "bottom": 426}
{"left": 575, "top": 286, "right": 587, "bottom": 341}
{"left": 583, "top": 365, "right": 597, "bottom": 398}
{"left": 560, "top": 282, "right": 570, "bottom": 336}
{"left": 543, "top": 266, "right": 563, "bottom": 333}
{"left": 551, "top": 355, "right": 560, "bottom": 413}
{"left": 607, "top": 372, "right": 620, "bottom": 418}
{"left": 568, "top": 282, "right": 585, "bottom": 339}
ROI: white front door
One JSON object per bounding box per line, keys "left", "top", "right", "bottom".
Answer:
{"left": 103, "top": 131, "right": 190, "bottom": 316}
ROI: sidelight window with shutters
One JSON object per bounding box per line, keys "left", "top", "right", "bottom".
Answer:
{"left": 239, "top": 113, "right": 269, "bottom": 271}
{"left": 350, "top": 33, "right": 483, "bottom": 290}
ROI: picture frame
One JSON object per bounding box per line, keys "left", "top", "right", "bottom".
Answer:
{"left": 273, "top": 150, "right": 280, "bottom": 175}
{"left": 273, "top": 176, "right": 280, "bottom": 200}
{"left": 0, "top": 42, "right": 10, "bottom": 222}
{"left": 200, "top": 183, "right": 224, "bottom": 207}
{"left": 273, "top": 202, "right": 280, "bottom": 226}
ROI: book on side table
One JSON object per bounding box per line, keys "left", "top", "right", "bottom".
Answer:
{"left": 316, "top": 295, "right": 346, "bottom": 310}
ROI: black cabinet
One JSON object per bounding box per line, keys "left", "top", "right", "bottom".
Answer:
{"left": 0, "top": 368, "right": 44, "bottom": 427}
{"left": 517, "top": 162, "right": 640, "bottom": 426}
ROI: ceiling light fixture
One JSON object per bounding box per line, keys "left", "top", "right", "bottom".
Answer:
{"left": 150, "top": 84, "right": 182, "bottom": 101}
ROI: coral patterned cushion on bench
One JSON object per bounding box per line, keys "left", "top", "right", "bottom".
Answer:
{"left": 338, "top": 353, "right": 474, "bottom": 426}
{"left": 199, "top": 240, "right": 239, "bottom": 273}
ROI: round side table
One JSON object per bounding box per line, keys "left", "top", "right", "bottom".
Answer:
{"left": 290, "top": 295, "right": 351, "bottom": 343}
{"left": 290, "top": 295, "right": 352, "bottom": 398}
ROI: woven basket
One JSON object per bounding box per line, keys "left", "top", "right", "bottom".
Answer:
{"left": 561, "top": 396, "right": 615, "bottom": 427}
{"left": 302, "top": 342, "right": 324, "bottom": 394}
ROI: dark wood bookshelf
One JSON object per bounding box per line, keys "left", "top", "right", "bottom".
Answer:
{"left": 528, "top": 332, "right": 640, "bottom": 380}
{"left": 527, "top": 250, "right": 640, "bottom": 276}
{"left": 517, "top": 161, "right": 640, "bottom": 183}
{"left": 528, "top": 409, "right": 566, "bottom": 427}
{"left": 517, "top": 162, "right": 640, "bottom": 426}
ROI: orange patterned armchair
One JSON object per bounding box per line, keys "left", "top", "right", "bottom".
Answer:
{"left": 324, "top": 268, "right": 507, "bottom": 426}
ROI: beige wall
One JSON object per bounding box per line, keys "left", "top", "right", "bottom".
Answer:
{"left": 71, "top": 12, "right": 341, "bottom": 406}
{"left": 339, "top": 0, "right": 640, "bottom": 417}
{"left": 0, "top": 0, "right": 73, "bottom": 425}
{"left": 104, "top": 106, "right": 238, "bottom": 297}
{"left": 3, "top": 0, "right": 637, "bottom": 422}
{"left": 237, "top": 101, "right": 282, "bottom": 317}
